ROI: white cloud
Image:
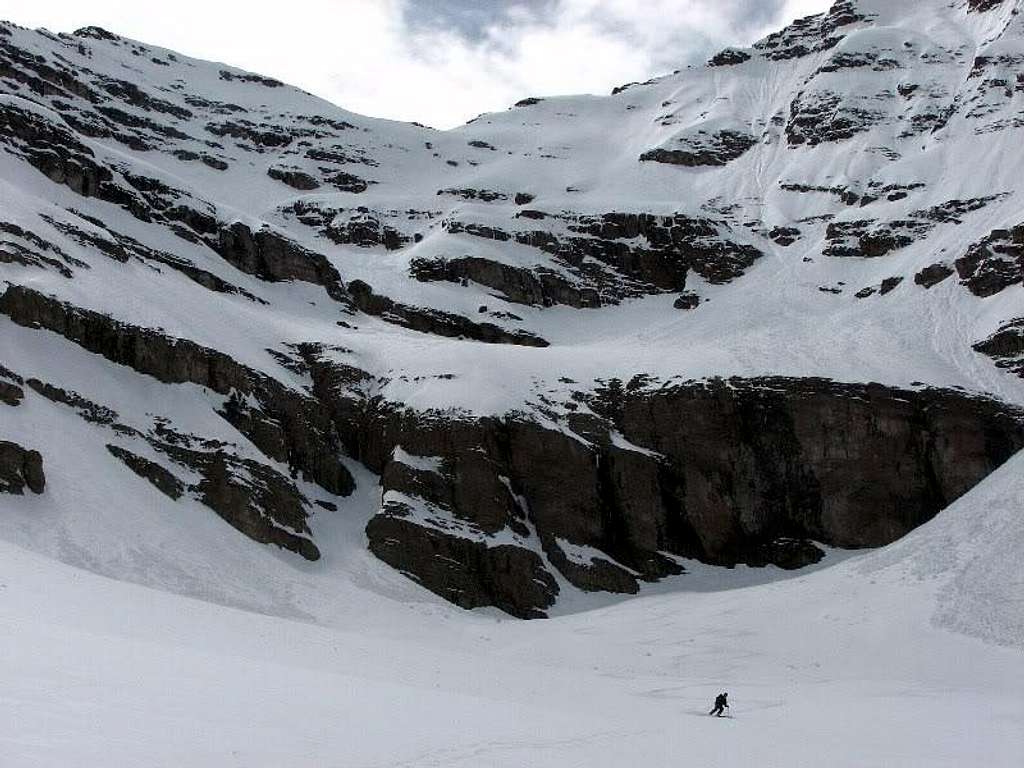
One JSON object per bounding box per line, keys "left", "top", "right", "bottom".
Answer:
{"left": 3, "top": 0, "right": 831, "bottom": 127}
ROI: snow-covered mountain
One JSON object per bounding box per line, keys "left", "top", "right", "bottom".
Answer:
{"left": 2, "top": 0, "right": 1024, "bottom": 624}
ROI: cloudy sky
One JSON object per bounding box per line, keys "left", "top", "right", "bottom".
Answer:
{"left": 4, "top": 0, "right": 830, "bottom": 128}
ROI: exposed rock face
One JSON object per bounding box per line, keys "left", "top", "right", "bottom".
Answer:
{"left": 106, "top": 444, "right": 184, "bottom": 499}
{"left": 346, "top": 280, "right": 550, "bottom": 346}
{"left": 367, "top": 514, "right": 558, "bottom": 619}
{"left": 640, "top": 130, "right": 758, "bottom": 167}
{"left": 267, "top": 166, "right": 320, "bottom": 191}
{"left": 974, "top": 319, "right": 1024, "bottom": 378}
{"left": 326, "top": 171, "right": 371, "bottom": 193}
{"left": 53, "top": 213, "right": 264, "bottom": 301}
{"left": 879, "top": 276, "right": 903, "bottom": 295}
{"left": 1, "top": 221, "right": 85, "bottom": 278}
{"left": 786, "top": 90, "right": 884, "bottom": 146}
{"left": 754, "top": 0, "right": 867, "bottom": 62}
{"left": 0, "top": 285, "right": 354, "bottom": 498}
{"left": 438, "top": 210, "right": 762, "bottom": 304}
{"left": 0, "top": 440, "right": 45, "bottom": 494}
{"left": 27, "top": 378, "right": 118, "bottom": 423}
{"left": 437, "top": 187, "right": 509, "bottom": 203}
{"left": 769, "top": 226, "right": 802, "bottom": 246}
{"left": 410, "top": 256, "right": 600, "bottom": 308}
{"left": 109, "top": 427, "right": 320, "bottom": 560}
{"left": 824, "top": 198, "right": 1002, "bottom": 260}
{"left": 673, "top": 292, "right": 701, "bottom": 310}
{"left": 299, "top": 355, "right": 1024, "bottom": 616}
{"left": 0, "top": 100, "right": 113, "bottom": 198}
{"left": 543, "top": 211, "right": 761, "bottom": 288}
{"left": 708, "top": 48, "right": 751, "bottom": 66}
{"left": 287, "top": 203, "right": 414, "bottom": 250}
{"left": 0, "top": 381, "right": 23, "bottom": 407}
{"left": 956, "top": 224, "right": 1024, "bottom": 297}
{"left": 212, "top": 222, "right": 348, "bottom": 302}
{"left": 184, "top": 447, "right": 319, "bottom": 561}
{"left": 824, "top": 219, "right": 917, "bottom": 258}
{"left": 968, "top": 0, "right": 1005, "bottom": 12}
{"left": 0, "top": 366, "right": 25, "bottom": 407}
{"left": 915, "top": 263, "right": 955, "bottom": 288}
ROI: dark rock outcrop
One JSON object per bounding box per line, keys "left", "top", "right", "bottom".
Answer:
{"left": 410, "top": 256, "right": 600, "bottom": 308}
{"left": 437, "top": 188, "right": 507, "bottom": 203}
{"left": 0, "top": 100, "right": 113, "bottom": 198}
{"left": 347, "top": 279, "right": 549, "bottom": 347}
{"left": 768, "top": 226, "right": 801, "bottom": 246}
{"left": 825, "top": 219, "right": 924, "bottom": 258}
{"left": 826, "top": 198, "right": 1003, "bottom": 259}
{"left": 915, "top": 262, "right": 954, "bottom": 288}
{"left": 267, "top": 166, "right": 320, "bottom": 190}
{"left": 287, "top": 203, "right": 413, "bottom": 251}
{"left": 786, "top": 91, "right": 884, "bottom": 146}
{"left": 708, "top": 48, "right": 751, "bottom": 67}
{"left": 640, "top": 130, "right": 758, "bottom": 167}
{"left": 955, "top": 224, "right": 1023, "bottom": 297}
{"left": 879, "top": 276, "right": 903, "bottom": 295}
{"left": 564, "top": 212, "right": 762, "bottom": 285}
{"left": 968, "top": 0, "right": 1005, "bottom": 12}
{"left": 115, "top": 426, "right": 321, "bottom": 560}
{"left": 974, "top": 318, "right": 1024, "bottom": 378}
{"left": 367, "top": 514, "right": 558, "bottom": 619}
{"left": 754, "top": 0, "right": 868, "bottom": 62}
{"left": 186, "top": 448, "right": 319, "bottom": 561}
{"left": 106, "top": 444, "right": 184, "bottom": 499}
{"left": 0, "top": 381, "right": 23, "bottom": 407}
{"left": 326, "top": 171, "right": 370, "bottom": 193}
{"left": 302, "top": 352, "right": 1024, "bottom": 617}
{"left": 0, "top": 365, "right": 24, "bottom": 407}
{"left": 1, "top": 221, "right": 86, "bottom": 278}
{"left": 0, "top": 285, "right": 354, "bottom": 498}
{"left": 0, "top": 440, "right": 45, "bottom": 494}
{"left": 211, "top": 222, "right": 348, "bottom": 302}
{"left": 26, "top": 378, "right": 118, "bottom": 424}
{"left": 205, "top": 119, "right": 293, "bottom": 148}
{"left": 673, "top": 292, "right": 700, "bottom": 310}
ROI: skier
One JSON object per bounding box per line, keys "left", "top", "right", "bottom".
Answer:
{"left": 709, "top": 692, "right": 729, "bottom": 717}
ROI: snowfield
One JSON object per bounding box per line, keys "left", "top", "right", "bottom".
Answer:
{"left": 1, "top": 452, "right": 1022, "bottom": 766}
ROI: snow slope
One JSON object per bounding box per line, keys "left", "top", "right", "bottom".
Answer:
{"left": 1, "top": 1, "right": 1024, "bottom": 761}
{"left": 0, "top": 0, "right": 1022, "bottom": 413}
{"left": 1, "top": 451, "right": 1022, "bottom": 767}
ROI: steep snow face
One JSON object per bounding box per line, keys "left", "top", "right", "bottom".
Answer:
{"left": 1, "top": 0, "right": 1024, "bottom": 616}
{"left": 1, "top": 1, "right": 1022, "bottom": 409}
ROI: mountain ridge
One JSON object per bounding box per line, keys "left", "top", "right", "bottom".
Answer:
{"left": 1, "top": 0, "right": 1023, "bottom": 617}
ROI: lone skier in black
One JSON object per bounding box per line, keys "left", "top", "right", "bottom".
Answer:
{"left": 709, "top": 692, "right": 729, "bottom": 717}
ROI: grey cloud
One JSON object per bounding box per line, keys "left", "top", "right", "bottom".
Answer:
{"left": 403, "top": 1, "right": 826, "bottom": 74}
{"left": 402, "top": 0, "right": 557, "bottom": 39}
